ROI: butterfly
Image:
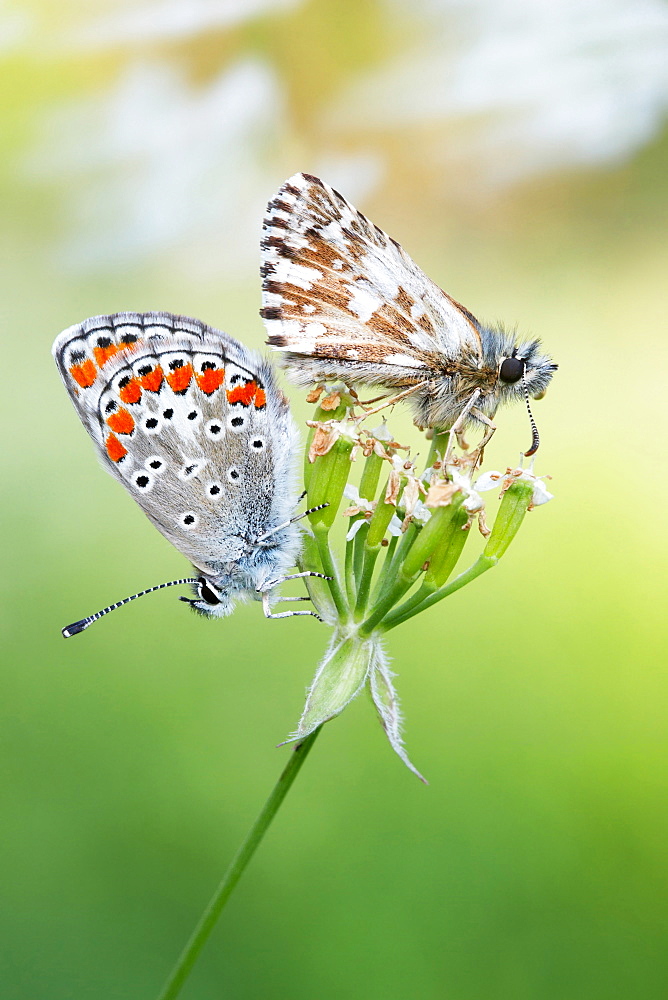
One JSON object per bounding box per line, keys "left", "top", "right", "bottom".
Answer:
{"left": 53, "top": 312, "right": 327, "bottom": 636}
{"left": 260, "top": 172, "right": 556, "bottom": 454}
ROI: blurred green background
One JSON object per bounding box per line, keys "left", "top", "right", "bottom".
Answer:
{"left": 2, "top": 1, "right": 668, "bottom": 997}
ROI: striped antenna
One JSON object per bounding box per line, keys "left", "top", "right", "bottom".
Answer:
{"left": 521, "top": 373, "right": 540, "bottom": 457}
{"left": 61, "top": 578, "right": 199, "bottom": 638}
{"left": 256, "top": 502, "right": 329, "bottom": 543}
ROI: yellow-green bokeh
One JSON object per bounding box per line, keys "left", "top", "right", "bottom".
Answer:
{"left": 2, "top": 3, "right": 668, "bottom": 997}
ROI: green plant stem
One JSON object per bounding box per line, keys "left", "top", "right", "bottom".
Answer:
{"left": 352, "top": 522, "right": 367, "bottom": 589}
{"left": 156, "top": 727, "right": 322, "bottom": 1000}
{"left": 344, "top": 523, "right": 360, "bottom": 604}
{"left": 353, "top": 545, "right": 381, "bottom": 619}
{"left": 424, "top": 428, "right": 451, "bottom": 469}
{"left": 370, "top": 523, "right": 418, "bottom": 606}
{"left": 377, "top": 579, "right": 437, "bottom": 626}
{"left": 314, "top": 526, "right": 349, "bottom": 619}
{"left": 381, "top": 554, "right": 498, "bottom": 630}
{"left": 358, "top": 569, "right": 419, "bottom": 636}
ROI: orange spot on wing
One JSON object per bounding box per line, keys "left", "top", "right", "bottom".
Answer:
{"left": 227, "top": 380, "right": 257, "bottom": 406}
{"left": 93, "top": 343, "right": 122, "bottom": 367}
{"left": 69, "top": 359, "right": 97, "bottom": 388}
{"left": 105, "top": 433, "right": 127, "bottom": 463}
{"left": 119, "top": 378, "right": 142, "bottom": 404}
{"left": 139, "top": 366, "right": 163, "bottom": 392}
{"left": 106, "top": 408, "right": 135, "bottom": 435}
{"left": 195, "top": 367, "right": 225, "bottom": 395}
{"left": 166, "top": 364, "right": 193, "bottom": 393}
{"left": 254, "top": 387, "right": 266, "bottom": 409}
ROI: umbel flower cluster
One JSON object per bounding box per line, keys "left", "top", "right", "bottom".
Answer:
{"left": 290, "top": 387, "right": 553, "bottom": 781}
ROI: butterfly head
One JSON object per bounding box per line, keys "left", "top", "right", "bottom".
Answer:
{"left": 475, "top": 328, "right": 557, "bottom": 456}
{"left": 486, "top": 331, "right": 556, "bottom": 402}
{"left": 179, "top": 577, "right": 236, "bottom": 618}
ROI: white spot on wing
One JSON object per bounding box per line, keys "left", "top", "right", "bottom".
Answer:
{"left": 304, "top": 322, "right": 327, "bottom": 338}
{"left": 383, "top": 353, "right": 428, "bottom": 368}
{"left": 347, "top": 285, "right": 381, "bottom": 322}
{"left": 272, "top": 259, "right": 322, "bottom": 290}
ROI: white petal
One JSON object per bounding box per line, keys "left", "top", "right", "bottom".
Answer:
{"left": 370, "top": 422, "right": 393, "bottom": 441}
{"left": 462, "top": 490, "right": 484, "bottom": 513}
{"left": 344, "top": 483, "right": 362, "bottom": 503}
{"left": 346, "top": 518, "right": 368, "bottom": 541}
{"left": 475, "top": 470, "right": 503, "bottom": 492}
{"left": 387, "top": 514, "right": 404, "bottom": 536}
{"left": 411, "top": 499, "right": 432, "bottom": 525}
{"left": 531, "top": 480, "right": 554, "bottom": 506}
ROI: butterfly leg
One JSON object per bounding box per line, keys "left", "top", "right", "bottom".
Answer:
{"left": 260, "top": 591, "right": 322, "bottom": 620}
{"left": 258, "top": 571, "right": 332, "bottom": 620}
{"left": 357, "top": 391, "right": 395, "bottom": 406}
{"left": 455, "top": 426, "right": 471, "bottom": 451}
{"left": 443, "top": 390, "right": 482, "bottom": 466}
{"left": 356, "top": 381, "right": 431, "bottom": 420}
{"left": 467, "top": 407, "right": 497, "bottom": 466}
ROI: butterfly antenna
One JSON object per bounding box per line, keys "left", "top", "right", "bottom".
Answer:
{"left": 61, "top": 578, "right": 199, "bottom": 638}
{"left": 255, "top": 503, "right": 329, "bottom": 543}
{"left": 521, "top": 373, "right": 540, "bottom": 457}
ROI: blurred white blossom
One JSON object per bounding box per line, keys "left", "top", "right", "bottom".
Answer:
{"left": 328, "top": 0, "right": 668, "bottom": 188}
{"left": 20, "top": 0, "right": 668, "bottom": 272}
{"left": 69, "top": 0, "right": 304, "bottom": 47}
{"left": 27, "top": 59, "right": 287, "bottom": 275}
{"left": 0, "top": 0, "right": 31, "bottom": 50}
{"left": 25, "top": 51, "right": 380, "bottom": 274}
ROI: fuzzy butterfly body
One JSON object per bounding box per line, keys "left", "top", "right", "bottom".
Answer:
{"left": 261, "top": 173, "right": 556, "bottom": 435}
{"left": 53, "top": 312, "right": 318, "bottom": 625}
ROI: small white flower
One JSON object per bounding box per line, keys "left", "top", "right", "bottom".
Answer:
{"left": 337, "top": 420, "right": 363, "bottom": 443}
{"left": 450, "top": 469, "right": 485, "bottom": 513}
{"left": 343, "top": 484, "right": 377, "bottom": 540}
{"left": 474, "top": 470, "right": 504, "bottom": 492}
{"left": 528, "top": 477, "right": 554, "bottom": 507}
{"left": 475, "top": 468, "right": 554, "bottom": 507}
{"left": 343, "top": 484, "right": 373, "bottom": 510}
{"left": 390, "top": 453, "right": 416, "bottom": 474}
{"left": 370, "top": 422, "right": 393, "bottom": 442}
{"left": 409, "top": 499, "right": 432, "bottom": 525}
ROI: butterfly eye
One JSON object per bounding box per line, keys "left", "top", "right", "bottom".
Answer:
{"left": 198, "top": 580, "right": 221, "bottom": 605}
{"left": 499, "top": 357, "right": 525, "bottom": 384}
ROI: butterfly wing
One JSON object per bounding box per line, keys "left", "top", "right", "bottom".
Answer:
{"left": 53, "top": 313, "right": 299, "bottom": 577}
{"left": 261, "top": 172, "right": 483, "bottom": 389}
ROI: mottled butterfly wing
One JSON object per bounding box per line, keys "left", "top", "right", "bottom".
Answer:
{"left": 261, "top": 172, "right": 483, "bottom": 388}
{"left": 53, "top": 312, "right": 297, "bottom": 576}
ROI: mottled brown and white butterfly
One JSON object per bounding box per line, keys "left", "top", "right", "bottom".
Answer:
{"left": 260, "top": 172, "right": 556, "bottom": 454}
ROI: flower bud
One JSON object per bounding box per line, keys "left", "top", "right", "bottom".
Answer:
{"left": 484, "top": 479, "right": 534, "bottom": 560}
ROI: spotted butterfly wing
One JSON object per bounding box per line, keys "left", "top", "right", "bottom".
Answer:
{"left": 261, "top": 171, "right": 483, "bottom": 391}
{"left": 53, "top": 312, "right": 299, "bottom": 581}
